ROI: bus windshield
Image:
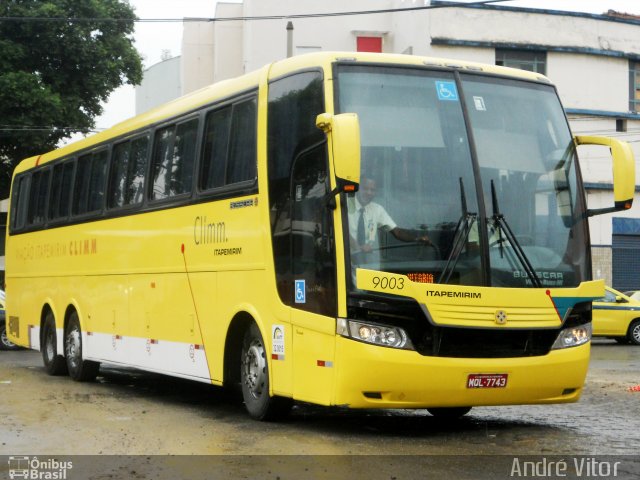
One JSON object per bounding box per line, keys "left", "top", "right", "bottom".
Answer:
{"left": 336, "top": 65, "right": 588, "bottom": 289}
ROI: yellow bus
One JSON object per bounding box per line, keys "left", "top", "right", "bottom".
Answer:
{"left": 5, "top": 52, "right": 635, "bottom": 420}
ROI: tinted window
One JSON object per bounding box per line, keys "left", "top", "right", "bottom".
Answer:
{"left": 109, "top": 142, "right": 129, "bottom": 209}
{"left": 108, "top": 136, "right": 148, "bottom": 209}
{"left": 128, "top": 136, "right": 148, "bottom": 205}
{"left": 73, "top": 154, "right": 92, "bottom": 215}
{"left": 49, "top": 161, "right": 74, "bottom": 220}
{"left": 151, "top": 118, "right": 198, "bottom": 201}
{"left": 27, "top": 169, "right": 51, "bottom": 225}
{"left": 200, "top": 96, "right": 257, "bottom": 191}
{"left": 227, "top": 99, "right": 257, "bottom": 184}
{"left": 267, "top": 71, "right": 330, "bottom": 311}
{"left": 201, "top": 106, "right": 231, "bottom": 190}
{"left": 88, "top": 150, "right": 107, "bottom": 212}
{"left": 10, "top": 175, "right": 30, "bottom": 231}
{"left": 73, "top": 150, "right": 107, "bottom": 215}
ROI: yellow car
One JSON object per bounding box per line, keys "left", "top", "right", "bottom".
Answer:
{"left": 592, "top": 287, "right": 640, "bottom": 345}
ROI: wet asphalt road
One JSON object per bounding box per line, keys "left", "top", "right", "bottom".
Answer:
{"left": 0, "top": 339, "right": 638, "bottom": 479}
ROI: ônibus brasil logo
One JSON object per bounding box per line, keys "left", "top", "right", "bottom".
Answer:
{"left": 8, "top": 456, "right": 73, "bottom": 480}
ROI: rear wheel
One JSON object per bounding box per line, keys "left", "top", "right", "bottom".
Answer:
{"left": 64, "top": 312, "right": 100, "bottom": 381}
{"left": 0, "top": 320, "right": 21, "bottom": 351}
{"left": 427, "top": 407, "right": 472, "bottom": 418}
{"left": 240, "top": 323, "right": 292, "bottom": 420}
{"left": 41, "top": 313, "right": 68, "bottom": 376}
{"left": 628, "top": 320, "right": 640, "bottom": 346}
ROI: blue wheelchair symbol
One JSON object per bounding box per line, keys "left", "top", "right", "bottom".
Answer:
{"left": 295, "top": 280, "right": 306, "bottom": 304}
{"left": 436, "top": 81, "right": 459, "bottom": 101}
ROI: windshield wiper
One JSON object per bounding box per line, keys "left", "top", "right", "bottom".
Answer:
{"left": 439, "top": 178, "right": 477, "bottom": 284}
{"left": 489, "top": 180, "right": 541, "bottom": 288}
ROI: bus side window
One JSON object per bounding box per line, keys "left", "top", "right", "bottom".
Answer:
{"left": 49, "top": 161, "right": 75, "bottom": 221}
{"left": 73, "top": 150, "right": 107, "bottom": 216}
{"left": 201, "top": 106, "right": 231, "bottom": 190}
{"left": 227, "top": 98, "right": 257, "bottom": 184}
{"left": 10, "top": 175, "right": 30, "bottom": 231}
{"left": 73, "top": 154, "right": 92, "bottom": 215}
{"left": 108, "top": 135, "right": 149, "bottom": 209}
{"left": 87, "top": 150, "right": 108, "bottom": 213}
{"left": 109, "top": 141, "right": 130, "bottom": 209}
{"left": 128, "top": 136, "right": 149, "bottom": 205}
{"left": 27, "top": 168, "right": 51, "bottom": 226}
{"left": 151, "top": 118, "right": 198, "bottom": 201}
{"left": 200, "top": 96, "right": 257, "bottom": 192}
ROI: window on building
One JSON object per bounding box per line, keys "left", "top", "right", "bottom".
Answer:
{"left": 357, "top": 36, "right": 382, "bottom": 53}
{"left": 631, "top": 61, "right": 640, "bottom": 113}
{"left": 496, "top": 49, "right": 546, "bottom": 75}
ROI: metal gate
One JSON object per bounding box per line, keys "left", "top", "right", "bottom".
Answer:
{"left": 612, "top": 218, "right": 640, "bottom": 292}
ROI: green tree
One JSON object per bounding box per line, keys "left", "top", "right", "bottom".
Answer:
{"left": 0, "top": 0, "right": 143, "bottom": 199}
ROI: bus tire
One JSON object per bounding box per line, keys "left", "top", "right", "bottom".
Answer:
{"left": 42, "top": 312, "right": 68, "bottom": 376}
{"left": 427, "top": 407, "right": 472, "bottom": 418}
{"left": 64, "top": 312, "right": 100, "bottom": 381}
{"left": 240, "top": 323, "right": 292, "bottom": 421}
{"left": 627, "top": 320, "right": 640, "bottom": 346}
{"left": 0, "top": 320, "right": 21, "bottom": 351}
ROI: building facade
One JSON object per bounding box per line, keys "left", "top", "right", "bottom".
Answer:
{"left": 136, "top": 0, "right": 640, "bottom": 289}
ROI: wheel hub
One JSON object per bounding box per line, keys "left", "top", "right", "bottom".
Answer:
{"left": 65, "top": 327, "right": 81, "bottom": 370}
{"left": 243, "top": 340, "right": 266, "bottom": 398}
{"left": 632, "top": 323, "right": 640, "bottom": 344}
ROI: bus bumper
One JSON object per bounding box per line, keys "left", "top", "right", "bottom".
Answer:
{"left": 332, "top": 336, "right": 589, "bottom": 408}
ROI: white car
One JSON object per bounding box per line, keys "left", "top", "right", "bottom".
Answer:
{"left": 623, "top": 290, "right": 640, "bottom": 302}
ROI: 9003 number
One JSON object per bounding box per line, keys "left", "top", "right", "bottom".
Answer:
{"left": 372, "top": 276, "right": 405, "bottom": 290}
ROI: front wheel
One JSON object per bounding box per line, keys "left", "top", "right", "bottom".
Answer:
{"left": 0, "top": 321, "right": 21, "bottom": 351}
{"left": 41, "top": 313, "right": 68, "bottom": 376}
{"left": 240, "top": 323, "right": 292, "bottom": 420}
{"left": 64, "top": 312, "right": 100, "bottom": 381}
{"left": 627, "top": 320, "right": 640, "bottom": 346}
{"left": 427, "top": 407, "right": 472, "bottom": 418}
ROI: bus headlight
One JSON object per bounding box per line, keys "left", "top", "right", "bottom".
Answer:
{"left": 337, "top": 318, "right": 414, "bottom": 350}
{"left": 551, "top": 322, "right": 591, "bottom": 350}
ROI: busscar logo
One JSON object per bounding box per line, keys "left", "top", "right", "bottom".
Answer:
{"left": 8, "top": 456, "right": 73, "bottom": 480}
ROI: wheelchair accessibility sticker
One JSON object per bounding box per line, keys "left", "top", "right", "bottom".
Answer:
{"left": 436, "top": 81, "right": 459, "bottom": 101}
{"left": 295, "top": 279, "right": 306, "bottom": 303}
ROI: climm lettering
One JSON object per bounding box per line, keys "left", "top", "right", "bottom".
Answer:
{"left": 194, "top": 216, "right": 227, "bottom": 245}
{"left": 426, "top": 290, "right": 481, "bottom": 299}
{"left": 70, "top": 238, "right": 97, "bottom": 256}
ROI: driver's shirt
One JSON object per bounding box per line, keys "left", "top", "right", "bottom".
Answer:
{"left": 347, "top": 196, "right": 397, "bottom": 249}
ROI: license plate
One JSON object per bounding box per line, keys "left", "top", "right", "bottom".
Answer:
{"left": 467, "top": 373, "right": 508, "bottom": 388}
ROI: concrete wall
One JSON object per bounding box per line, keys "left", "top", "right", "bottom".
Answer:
{"left": 212, "top": 2, "right": 244, "bottom": 83}
{"left": 181, "top": 20, "right": 215, "bottom": 94}
{"left": 135, "top": 56, "right": 182, "bottom": 115}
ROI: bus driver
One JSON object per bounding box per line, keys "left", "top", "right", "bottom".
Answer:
{"left": 348, "top": 177, "right": 431, "bottom": 265}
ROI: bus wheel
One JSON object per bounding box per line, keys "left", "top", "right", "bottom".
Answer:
{"left": 41, "top": 313, "right": 68, "bottom": 376}
{"left": 64, "top": 312, "right": 100, "bottom": 381}
{"left": 240, "top": 323, "right": 292, "bottom": 421}
{"left": 628, "top": 320, "right": 640, "bottom": 346}
{"left": 427, "top": 407, "right": 472, "bottom": 418}
{"left": 0, "top": 320, "right": 20, "bottom": 351}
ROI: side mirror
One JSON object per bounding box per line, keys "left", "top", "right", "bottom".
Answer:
{"left": 575, "top": 136, "right": 635, "bottom": 217}
{"left": 316, "top": 113, "right": 361, "bottom": 193}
